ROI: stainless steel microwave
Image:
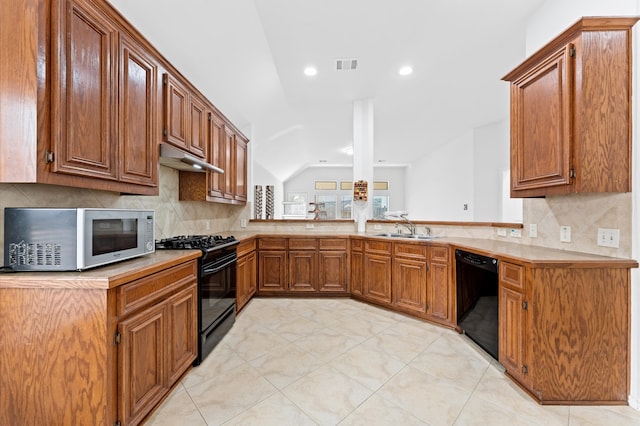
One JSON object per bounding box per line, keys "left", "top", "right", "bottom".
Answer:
{"left": 4, "top": 208, "right": 155, "bottom": 271}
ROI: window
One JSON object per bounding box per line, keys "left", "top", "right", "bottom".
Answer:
{"left": 372, "top": 195, "right": 389, "bottom": 219}
{"left": 340, "top": 196, "right": 352, "bottom": 219}
{"left": 313, "top": 195, "right": 337, "bottom": 219}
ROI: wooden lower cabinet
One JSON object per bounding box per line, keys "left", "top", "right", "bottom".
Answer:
{"left": 117, "top": 261, "right": 198, "bottom": 425}
{"left": 0, "top": 258, "right": 198, "bottom": 426}
{"left": 427, "top": 245, "right": 452, "bottom": 323}
{"left": 236, "top": 239, "right": 257, "bottom": 312}
{"left": 350, "top": 239, "right": 364, "bottom": 296}
{"left": 392, "top": 243, "right": 427, "bottom": 314}
{"left": 257, "top": 237, "right": 348, "bottom": 295}
{"left": 498, "top": 260, "right": 630, "bottom": 403}
{"left": 363, "top": 240, "right": 393, "bottom": 304}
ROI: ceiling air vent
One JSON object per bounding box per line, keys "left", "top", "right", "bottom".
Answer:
{"left": 336, "top": 58, "right": 358, "bottom": 71}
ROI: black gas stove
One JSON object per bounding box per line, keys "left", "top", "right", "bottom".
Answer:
{"left": 156, "top": 234, "right": 239, "bottom": 252}
{"left": 155, "top": 234, "right": 239, "bottom": 365}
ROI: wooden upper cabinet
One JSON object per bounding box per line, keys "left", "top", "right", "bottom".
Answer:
{"left": 235, "top": 135, "right": 248, "bottom": 202}
{"left": 118, "top": 32, "right": 158, "bottom": 187}
{"left": 163, "top": 73, "right": 190, "bottom": 150}
{"left": 51, "top": 0, "right": 118, "bottom": 181}
{"left": 162, "top": 72, "right": 209, "bottom": 159}
{"left": 208, "top": 113, "right": 225, "bottom": 198}
{"left": 189, "top": 94, "right": 208, "bottom": 159}
{"left": 503, "top": 17, "right": 639, "bottom": 197}
{"left": 223, "top": 126, "right": 236, "bottom": 199}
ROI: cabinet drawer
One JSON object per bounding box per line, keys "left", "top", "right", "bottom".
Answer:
{"left": 365, "top": 240, "right": 392, "bottom": 254}
{"left": 237, "top": 238, "right": 256, "bottom": 257}
{"left": 394, "top": 243, "right": 427, "bottom": 259}
{"left": 429, "top": 245, "right": 449, "bottom": 263}
{"left": 289, "top": 238, "right": 318, "bottom": 250}
{"left": 319, "top": 238, "right": 347, "bottom": 251}
{"left": 117, "top": 260, "right": 197, "bottom": 317}
{"left": 351, "top": 239, "right": 364, "bottom": 251}
{"left": 258, "top": 238, "right": 287, "bottom": 250}
{"left": 500, "top": 261, "right": 524, "bottom": 290}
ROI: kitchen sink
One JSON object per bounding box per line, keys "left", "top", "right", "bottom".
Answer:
{"left": 373, "top": 233, "right": 439, "bottom": 240}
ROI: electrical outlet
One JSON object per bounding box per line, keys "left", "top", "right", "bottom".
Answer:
{"left": 597, "top": 228, "right": 620, "bottom": 248}
{"left": 306, "top": 223, "right": 314, "bottom": 229}
{"left": 529, "top": 224, "right": 537, "bottom": 238}
{"left": 560, "top": 226, "right": 571, "bottom": 243}
{"left": 463, "top": 203, "right": 468, "bottom": 211}
{"left": 510, "top": 228, "right": 522, "bottom": 238}
{"left": 497, "top": 228, "right": 507, "bottom": 237}
{"left": 240, "top": 219, "right": 247, "bottom": 228}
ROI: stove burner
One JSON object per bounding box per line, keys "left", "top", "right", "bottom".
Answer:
{"left": 156, "top": 235, "right": 238, "bottom": 250}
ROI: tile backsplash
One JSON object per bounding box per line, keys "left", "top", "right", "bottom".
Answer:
{"left": 0, "top": 167, "right": 251, "bottom": 262}
{"left": 0, "top": 168, "right": 633, "bottom": 263}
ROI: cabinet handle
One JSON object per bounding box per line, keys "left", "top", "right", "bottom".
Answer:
{"left": 522, "top": 364, "right": 528, "bottom": 375}
{"left": 522, "top": 301, "right": 528, "bottom": 310}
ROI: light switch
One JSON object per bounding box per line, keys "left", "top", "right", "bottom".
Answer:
{"left": 560, "top": 226, "right": 571, "bottom": 242}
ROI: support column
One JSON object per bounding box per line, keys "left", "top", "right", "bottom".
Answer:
{"left": 352, "top": 100, "right": 374, "bottom": 232}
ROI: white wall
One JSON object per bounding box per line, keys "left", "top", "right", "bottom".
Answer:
{"left": 472, "top": 119, "right": 520, "bottom": 222}
{"left": 374, "top": 166, "right": 407, "bottom": 213}
{"left": 406, "top": 131, "right": 475, "bottom": 221}
{"left": 525, "top": 0, "right": 640, "bottom": 408}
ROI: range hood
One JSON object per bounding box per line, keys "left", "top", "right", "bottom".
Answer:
{"left": 159, "top": 143, "right": 224, "bottom": 174}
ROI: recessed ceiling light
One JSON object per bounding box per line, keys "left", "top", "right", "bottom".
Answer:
{"left": 304, "top": 66, "right": 318, "bottom": 76}
{"left": 398, "top": 66, "right": 413, "bottom": 76}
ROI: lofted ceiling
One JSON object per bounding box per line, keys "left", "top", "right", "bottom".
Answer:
{"left": 109, "top": 0, "right": 546, "bottom": 182}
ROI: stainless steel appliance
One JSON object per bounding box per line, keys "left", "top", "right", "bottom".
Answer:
{"left": 156, "top": 235, "right": 239, "bottom": 365}
{"left": 455, "top": 249, "right": 499, "bottom": 359}
{"left": 4, "top": 208, "right": 155, "bottom": 271}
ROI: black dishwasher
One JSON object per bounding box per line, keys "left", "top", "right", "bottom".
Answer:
{"left": 455, "top": 249, "right": 499, "bottom": 360}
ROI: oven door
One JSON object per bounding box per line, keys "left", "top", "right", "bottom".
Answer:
{"left": 201, "top": 250, "right": 237, "bottom": 331}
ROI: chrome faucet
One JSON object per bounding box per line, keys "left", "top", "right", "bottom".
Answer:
{"left": 394, "top": 213, "right": 416, "bottom": 235}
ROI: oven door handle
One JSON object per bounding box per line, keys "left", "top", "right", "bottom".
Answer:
{"left": 203, "top": 257, "right": 237, "bottom": 275}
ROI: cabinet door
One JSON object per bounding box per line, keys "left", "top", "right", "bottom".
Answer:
{"left": 118, "top": 33, "right": 157, "bottom": 187}
{"left": 428, "top": 261, "right": 450, "bottom": 322}
{"left": 51, "top": 0, "right": 118, "bottom": 180}
{"left": 350, "top": 249, "right": 364, "bottom": 296}
{"left": 499, "top": 285, "right": 529, "bottom": 385}
{"left": 163, "top": 73, "right": 189, "bottom": 151}
{"left": 258, "top": 251, "right": 287, "bottom": 292}
{"left": 167, "top": 284, "right": 197, "bottom": 384}
{"left": 289, "top": 250, "right": 317, "bottom": 292}
{"left": 208, "top": 113, "right": 225, "bottom": 198}
{"left": 189, "top": 95, "right": 207, "bottom": 158}
{"left": 118, "top": 303, "right": 167, "bottom": 426}
{"left": 237, "top": 252, "right": 257, "bottom": 311}
{"left": 318, "top": 250, "right": 348, "bottom": 293}
{"left": 393, "top": 258, "right": 427, "bottom": 314}
{"left": 364, "top": 253, "right": 392, "bottom": 305}
{"left": 223, "top": 126, "right": 236, "bottom": 199}
{"left": 510, "top": 45, "right": 573, "bottom": 195}
{"left": 235, "top": 136, "right": 248, "bottom": 202}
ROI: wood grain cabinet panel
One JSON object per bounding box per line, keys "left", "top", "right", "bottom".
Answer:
{"left": 258, "top": 251, "right": 288, "bottom": 292}
{"left": 51, "top": 0, "right": 119, "bottom": 181}
{"left": 318, "top": 250, "right": 348, "bottom": 292}
{"left": 118, "top": 303, "right": 167, "bottom": 426}
{"left": 364, "top": 253, "right": 392, "bottom": 305}
{"left": 167, "top": 284, "right": 198, "bottom": 384}
{"left": 427, "top": 245, "right": 452, "bottom": 323}
{"left": 393, "top": 257, "right": 427, "bottom": 314}
{"left": 118, "top": 32, "right": 158, "bottom": 187}
{"left": 350, "top": 239, "right": 364, "bottom": 296}
{"left": 289, "top": 250, "right": 317, "bottom": 292}
{"left": 503, "top": 17, "right": 639, "bottom": 197}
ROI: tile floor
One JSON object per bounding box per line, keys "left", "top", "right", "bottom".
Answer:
{"left": 145, "top": 298, "right": 640, "bottom": 426}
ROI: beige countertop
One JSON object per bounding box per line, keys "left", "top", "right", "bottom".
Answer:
{"left": 0, "top": 250, "right": 201, "bottom": 290}
{"left": 234, "top": 232, "right": 638, "bottom": 268}
{"left": 1, "top": 233, "right": 635, "bottom": 290}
